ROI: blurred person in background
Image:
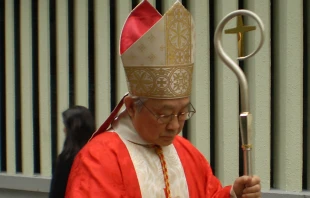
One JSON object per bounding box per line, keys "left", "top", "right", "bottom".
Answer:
{"left": 49, "top": 106, "right": 96, "bottom": 198}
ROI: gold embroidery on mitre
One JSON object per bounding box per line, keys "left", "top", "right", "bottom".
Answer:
{"left": 124, "top": 64, "right": 193, "bottom": 98}
{"left": 148, "top": 53, "right": 157, "bottom": 63}
{"left": 160, "top": 45, "right": 165, "bottom": 51}
{"left": 148, "top": 33, "right": 156, "bottom": 43}
{"left": 165, "top": 2, "right": 192, "bottom": 65}
{"left": 138, "top": 43, "right": 146, "bottom": 52}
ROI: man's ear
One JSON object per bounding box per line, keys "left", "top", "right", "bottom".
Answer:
{"left": 124, "top": 96, "right": 136, "bottom": 117}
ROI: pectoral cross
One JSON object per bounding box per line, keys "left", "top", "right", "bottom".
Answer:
{"left": 225, "top": 15, "right": 256, "bottom": 57}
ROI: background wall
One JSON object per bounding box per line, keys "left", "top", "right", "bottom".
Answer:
{"left": 0, "top": 0, "right": 309, "bottom": 197}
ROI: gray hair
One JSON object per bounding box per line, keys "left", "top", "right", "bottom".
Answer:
{"left": 128, "top": 94, "right": 148, "bottom": 112}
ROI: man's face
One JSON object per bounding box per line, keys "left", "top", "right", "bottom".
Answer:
{"left": 131, "top": 97, "right": 190, "bottom": 146}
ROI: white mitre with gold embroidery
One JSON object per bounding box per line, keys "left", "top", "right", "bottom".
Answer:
{"left": 120, "top": 0, "right": 195, "bottom": 99}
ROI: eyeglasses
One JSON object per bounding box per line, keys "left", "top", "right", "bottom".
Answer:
{"left": 138, "top": 99, "right": 196, "bottom": 124}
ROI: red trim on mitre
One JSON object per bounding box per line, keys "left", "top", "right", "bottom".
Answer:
{"left": 120, "top": 0, "right": 161, "bottom": 55}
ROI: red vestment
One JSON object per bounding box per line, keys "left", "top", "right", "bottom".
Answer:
{"left": 65, "top": 131, "right": 231, "bottom": 198}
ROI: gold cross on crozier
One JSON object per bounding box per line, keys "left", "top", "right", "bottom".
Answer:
{"left": 225, "top": 15, "right": 256, "bottom": 57}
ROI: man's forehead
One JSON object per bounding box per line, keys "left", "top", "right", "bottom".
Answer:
{"left": 148, "top": 98, "right": 190, "bottom": 109}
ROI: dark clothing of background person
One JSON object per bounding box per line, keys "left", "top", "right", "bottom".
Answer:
{"left": 49, "top": 153, "right": 74, "bottom": 198}
{"left": 48, "top": 106, "right": 96, "bottom": 198}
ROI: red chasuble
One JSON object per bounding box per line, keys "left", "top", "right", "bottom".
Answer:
{"left": 65, "top": 131, "right": 231, "bottom": 198}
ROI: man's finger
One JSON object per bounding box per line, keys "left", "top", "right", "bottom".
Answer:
{"left": 235, "top": 175, "right": 252, "bottom": 186}
{"left": 241, "top": 191, "right": 261, "bottom": 198}
{"left": 242, "top": 184, "right": 261, "bottom": 194}
{"left": 241, "top": 175, "right": 261, "bottom": 186}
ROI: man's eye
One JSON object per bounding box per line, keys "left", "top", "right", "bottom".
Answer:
{"left": 182, "top": 108, "right": 190, "bottom": 112}
{"left": 159, "top": 112, "right": 172, "bottom": 116}
{"left": 159, "top": 114, "right": 171, "bottom": 118}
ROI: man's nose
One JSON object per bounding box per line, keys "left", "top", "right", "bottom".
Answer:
{"left": 166, "top": 115, "right": 180, "bottom": 130}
